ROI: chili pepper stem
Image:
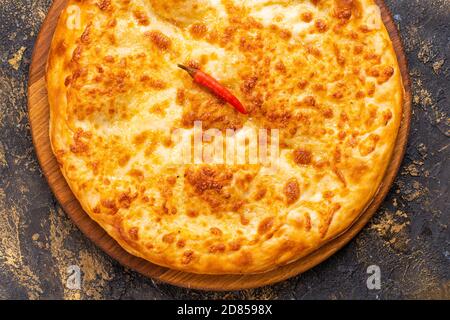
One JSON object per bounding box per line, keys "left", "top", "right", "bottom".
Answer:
{"left": 177, "top": 64, "right": 196, "bottom": 78}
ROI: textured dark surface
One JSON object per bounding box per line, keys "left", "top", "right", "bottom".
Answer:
{"left": 0, "top": 0, "right": 449, "bottom": 300}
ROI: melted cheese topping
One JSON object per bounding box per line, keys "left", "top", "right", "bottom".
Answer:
{"left": 47, "top": 0, "right": 403, "bottom": 274}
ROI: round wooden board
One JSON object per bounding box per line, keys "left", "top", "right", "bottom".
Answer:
{"left": 28, "top": 0, "right": 411, "bottom": 291}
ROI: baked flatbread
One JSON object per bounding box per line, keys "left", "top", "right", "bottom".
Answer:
{"left": 47, "top": 0, "right": 403, "bottom": 274}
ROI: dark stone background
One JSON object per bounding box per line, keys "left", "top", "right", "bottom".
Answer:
{"left": 0, "top": 0, "right": 448, "bottom": 300}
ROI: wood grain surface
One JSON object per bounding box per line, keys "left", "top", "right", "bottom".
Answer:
{"left": 27, "top": 0, "right": 412, "bottom": 291}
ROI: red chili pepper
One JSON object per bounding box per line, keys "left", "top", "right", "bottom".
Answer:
{"left": 177, "top": 64, "right": 248, "bottom": 114}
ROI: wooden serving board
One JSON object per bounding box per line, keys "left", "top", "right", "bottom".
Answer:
{"left": 28, "top": 0, "right": 411, "bottom": 291}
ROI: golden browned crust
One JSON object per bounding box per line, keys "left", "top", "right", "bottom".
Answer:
{"left": 47, "top": 0, "right": 403, "bottom": 274}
